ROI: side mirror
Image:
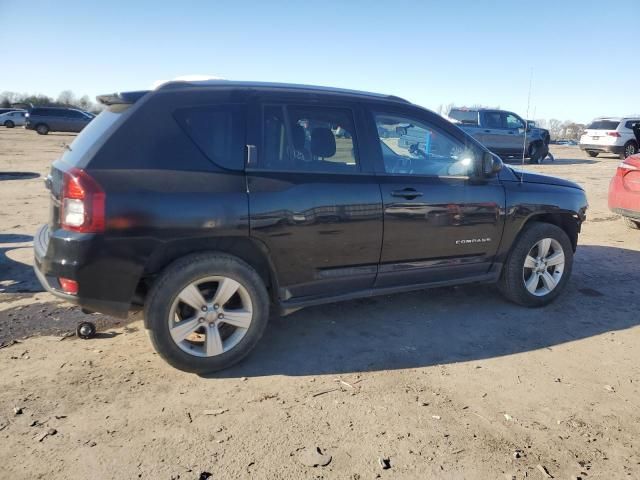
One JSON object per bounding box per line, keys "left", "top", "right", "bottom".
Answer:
{"left": 481, "top": 152, "right": 503, "bottom": 177}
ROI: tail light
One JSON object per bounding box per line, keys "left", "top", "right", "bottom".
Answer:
{"left": 607, "top": 131, "right": 621, "bottom": 137}
{"left": 61, "top": 168, "right": 105, "bottom": 232}
{"left": 58, "top": 277, "right": 79, "bottom": 295}
{"left": 618, "top": 160, "right": 640, "bottom": 192}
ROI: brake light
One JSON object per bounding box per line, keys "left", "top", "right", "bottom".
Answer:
{"left": 58, "top": 277, "right": 78, "bottom": 295}
{"left": 607, "top": 131, "right": 621, "bottom": 137}
{"left": 60, "top": 168, "right": 105, "bottom": 232}
{"left": 618, "top": 160, "right": 640, "bottom": 192}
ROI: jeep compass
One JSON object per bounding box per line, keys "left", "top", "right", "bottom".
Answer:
{"left": 33, "top": 81, "right": 588, "bottom": 373}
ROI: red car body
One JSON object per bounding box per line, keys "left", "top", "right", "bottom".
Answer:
{"left": 609, "top": 154, "right": 640, "bottom": 228}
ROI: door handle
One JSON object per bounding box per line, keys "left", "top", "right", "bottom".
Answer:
{"left": 484, "top": 130, "right": 491, "bottom": 133}
{"left": 391, "top": 188, "right": 423, "bottom": 199}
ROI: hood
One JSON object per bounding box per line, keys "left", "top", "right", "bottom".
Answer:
{"left": 507, "top": 167, "right": 584, "bottom": 190}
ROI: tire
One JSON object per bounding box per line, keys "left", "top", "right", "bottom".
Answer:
{"left": 144, "top": 252, "right": 270, "bottom": 373}
{"left": 35, "top": 124, "right": 49, "bottom": 135}
{"left": 4, "top": 120, "right": 14, "bottom": 128}
{"left": 497, "top": 222, "right": 573, "bottom": 307}
{"left": 586, "top": 151, "right": 598, "bottom": 158}
{"left": 621, "top": 141, "right": 638, "bottom": 159}
{"left": 623, "top": 217, "right": 640, "bottom": 230}
{"left": 528, "top": 142, "right": 544, "bottom": 164}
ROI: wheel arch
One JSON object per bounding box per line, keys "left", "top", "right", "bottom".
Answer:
{"left": 517, "top": 211, "right": 580, "bottom": 252}
{"left": 135, "top": 236, "right": 279, "bottom": 314}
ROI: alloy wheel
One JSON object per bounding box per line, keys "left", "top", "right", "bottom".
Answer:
{"left": 168, "top": 276, "right": 253, "bottom": 357}
{"left": 625, "top": 143, "right": 637, "bottom": 158}
{"left": 522, "top": 238, "right": 565, "bottom": 297}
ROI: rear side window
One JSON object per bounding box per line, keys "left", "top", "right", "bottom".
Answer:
{"left": 260, "top": 105, "right": 359, "bottom": 173}
{"left": 483, "top": 111, "right": 504, "bottom": 129}
{"left": 449, "top": 110, "right": 478, "bottom": 125}
{"left": 588, "top": 120, "right": 620, "bottom": 130}
{"left": 625, "top": 120, "right": 640, "bottom": 129}
{"left": 174, "top": 105, "right": 245, "bottom": 171}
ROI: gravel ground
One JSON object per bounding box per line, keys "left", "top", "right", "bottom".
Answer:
{"left": 0, "top": 128, "right": 639, "bottom": 479}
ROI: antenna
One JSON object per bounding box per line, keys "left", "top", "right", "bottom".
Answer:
{"left": 521, "top": 68, "right": 533, "bottom": 184}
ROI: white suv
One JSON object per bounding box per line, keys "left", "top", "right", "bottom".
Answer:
{"left": 580, "top": 117, "right": 640, "bottom": 159}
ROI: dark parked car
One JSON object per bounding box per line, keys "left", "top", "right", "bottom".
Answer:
{"left": 25, "top": 107, "right": 94, "bottom": 134}
{"left": 33, "top": 81, "right": 588, "bottom": 373}
{"left": 448, "top": 108, "right": 551, "bottom": 163}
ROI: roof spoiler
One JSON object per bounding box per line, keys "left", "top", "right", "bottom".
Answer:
{"left": 96, "top": 90, "right": 149, "bottom": 106}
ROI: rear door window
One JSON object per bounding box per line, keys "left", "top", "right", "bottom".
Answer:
{"left": 259, "top": 105, "right": 359, "bottom": 173}
{"left": 483, "top": 111, "right": 504, "bottom": 129}
{"left": 174, "top": 105, "right": 246, "bottom": 171}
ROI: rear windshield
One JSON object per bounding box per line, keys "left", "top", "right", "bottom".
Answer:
{"left": 587, "top": 120, "right": 620, "bottom": 130}
{"left": 448, "top": 110, "right": 478, "bottom": 125}
{"left": 59, "top": 105, "right": 128, "bottom": 166}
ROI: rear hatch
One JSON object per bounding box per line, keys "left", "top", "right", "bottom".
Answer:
{"left": 45, "top": 91, "right": 148, "bottom": 233}
{"left": 581, "top": 119, "right": 621, "bottom": 145}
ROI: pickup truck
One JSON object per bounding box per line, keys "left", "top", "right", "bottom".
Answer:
{"left": 448, "top": 108, "right": 550, "bottom": 164}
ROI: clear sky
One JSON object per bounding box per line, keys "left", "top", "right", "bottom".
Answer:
{"left": 2, "top": 0, "right": 638, "bottom": 123}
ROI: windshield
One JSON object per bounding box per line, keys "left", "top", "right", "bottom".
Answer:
{"left": 587, "top": 120, "right": 620, "bottom": 130}
{"left": 59, "top": 105, "right": 129, "bottom": 166}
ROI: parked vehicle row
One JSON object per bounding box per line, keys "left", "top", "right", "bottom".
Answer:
{"left": 33, "top": 80, "right": 588, "bottom": 372}
{"left": 1, "top": 106, "right": 95, "bottom": 134}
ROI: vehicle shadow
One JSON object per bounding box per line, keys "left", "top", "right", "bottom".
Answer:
{"left": 504, "top": 158, "right": 597, "bottom": 166}
{"left": 0, "top": 172, "right": 40, "bottom": 181}
{"left": 213, "top": 244, "right": 640, "bottom": 378}
{"left": 0, "top": 233, "right": 42, "bottom": 293}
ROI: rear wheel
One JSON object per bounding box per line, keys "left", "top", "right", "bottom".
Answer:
{"left": 145, "top": 253, "right": 270, "bottom": 373}
{"left": 35, "top": 123, "right": 49, "bottom": 135}
{"left": 621, "top": 141, "right": 638, "bottom": 159}
{"left": 4, "top": 120, "right": 14, "bottom": 128}
{"left": 623, "top": 217, "right": 640, "bottom": 230}
{"left": 586, "top": 151, "right": 598, "bottom": 158}
{"left": 497, "top": 222, "right": 573, "bottom": 307}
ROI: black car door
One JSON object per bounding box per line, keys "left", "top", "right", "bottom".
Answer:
{"left": 365, "top": 104, "right": 505, "bottom": 288}
{"left": 246, "top": 96, "right": 383, "bottom": 301}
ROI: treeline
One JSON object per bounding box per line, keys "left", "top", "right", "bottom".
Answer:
{"left": 0, "top": 90, "right": 103, "bottom": 114}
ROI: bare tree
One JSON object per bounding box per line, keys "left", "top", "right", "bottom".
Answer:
{"left": 57, "top": 90, "right": 76, "bottom": 106}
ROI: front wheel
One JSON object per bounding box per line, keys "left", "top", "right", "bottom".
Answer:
{"left": 145, "top": 253, "right": 270, "bottom": 373}
{"left": 35, "top": 124, "right": 49, "bottom": 135}
{"left": 4, "top": 120, "right": 14, "bottom": 128}
{"left": 586, "top": 151, "right": 598, "bottom": 158}
{"left": 497, "top": 222, "right": 573, "bottom": 307}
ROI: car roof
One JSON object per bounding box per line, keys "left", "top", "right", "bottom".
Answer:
{"left": 591, "top": 117, "right": 640, "bottom": 121}
{"left": 156, "top": 79, "right": 410, "bottom": 103}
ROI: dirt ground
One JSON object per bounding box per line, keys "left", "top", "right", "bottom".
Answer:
{"left": 1, "top": 128, "right": 639, "bottom": 480}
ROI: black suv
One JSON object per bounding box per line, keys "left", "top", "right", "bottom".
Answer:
{"left": 33, "top": 81, "right": 588, "bottom": 373}
{"left": 25, "top": 107, "right": 94, "bottom": 135}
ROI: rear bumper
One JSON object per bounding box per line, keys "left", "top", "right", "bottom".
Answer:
{"left": 611, "top": 207, "right": 640, "bottom": 221}
{"left": 33, "top": 224, "right": 139, "bottom": 318}
{"left": 580, "top": 144, "right": 623, "bottom": 154}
